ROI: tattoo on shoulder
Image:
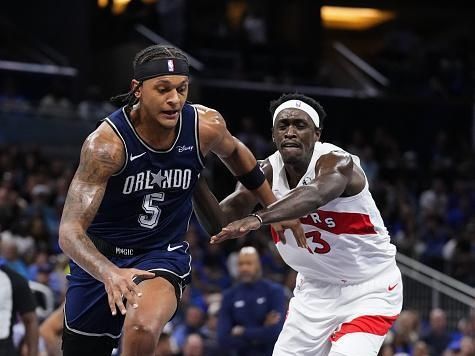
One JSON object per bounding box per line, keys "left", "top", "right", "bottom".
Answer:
{"left": 77, "top": 134, "right": 123, "bottom": 181}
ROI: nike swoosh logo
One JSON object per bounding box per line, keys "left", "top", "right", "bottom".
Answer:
{"left": 388, "top": 283, "right": 398, "bottom": 291}
{"left": 130, "top": 152, "right": 146, "bottom": 161}
{"left": 167, "top": 244, "right": 182, "bottom": 252}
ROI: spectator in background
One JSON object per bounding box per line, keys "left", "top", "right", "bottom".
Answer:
{"left": 385, "top": 310, "right": 421, "bottom": 355}
{"left": 182, "top": 333, "right": 205, "bottom": 356}
{"left": 418, "top": 215, "right": 451, "bottom": 270}
{"left": 359, "top": 145, "right": 379, "bottom": 186}
{"left": 0, "top": 77, "right": 31, "bottom": 113}
{"left": 445, "top": 336, "right": 475, "bottom": 356}
{"left": 155, "top": 331, "right": 176, "bottom": 356}
{"left": 171, "top": 305, "right": 206, "bottom": 352}
{"left": 0, "top": 257, "right": 38, "bottom": 356}
{"left": 412, "top": 340, "right": 430, "bottom": 356}
{"left": 236, "top": 116, "right": 272, "bottom": 159}
{"left": 0, "top": 232, "right": 29, "bottom": 278}
{"left": 37, "top": 80, "right": 73, "bottom": 118}
{"left": 217, "top": 246, "right": 285, "bottom": 356}
{"left": 444, "top": 218, "right": 475, "bottom": 286}
{"left": 200, "top": 298, "right": 224, "bottom": 354}
{"left": 419, "top": 177, "right": 448, "bottom": 220}
{"left": 77, "top": 85, "right": 116, "bottom": 122}
{"left": 422, "top": 308, "right": 452, "bottom": 355}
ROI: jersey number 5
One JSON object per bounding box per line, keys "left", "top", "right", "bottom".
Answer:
{"left": 305, "top": 230, "right": 331, "bottom": 254}
{"left": 139, "top": 192, "right": 165, "bottom": 229}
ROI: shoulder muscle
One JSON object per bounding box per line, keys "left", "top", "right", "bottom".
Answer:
{"left": 77, "top": 123, "right": 125, "bottom": 182}
{"left": 315, "top": 150, "right": 353, "bottom": 177}
{"left": 196, "top": 107, "right": 227, "bottom": 155}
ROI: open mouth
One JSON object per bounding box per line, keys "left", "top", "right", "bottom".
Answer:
{"left": 162, "top": 110, "right": 179, "bottom": 119}
{"left": 281, "top": 141, "right": 301, "bottom": 149}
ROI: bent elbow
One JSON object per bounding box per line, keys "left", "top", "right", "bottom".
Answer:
{"left": 58, "top": 222, "right": 77, "bottom": 254}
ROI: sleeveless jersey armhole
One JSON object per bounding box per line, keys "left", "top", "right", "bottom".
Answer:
{"left": 193, "top": 106, "right": 205, "bottom": 168}
{"left": 104, "top": 118, "right": 128, "bottom": 176}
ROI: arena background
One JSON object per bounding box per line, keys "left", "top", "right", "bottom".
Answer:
{"left": 0, "top": 1, "right": 474, "bottom": 355}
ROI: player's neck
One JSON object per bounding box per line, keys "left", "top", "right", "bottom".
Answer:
{"left": 129, "top": 107, "right": 178, "bottom": 150}
{"left": 285, "top": 162, "right": 308, "bottom": 189}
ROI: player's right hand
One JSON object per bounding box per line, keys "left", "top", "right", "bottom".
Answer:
{"left": 102, "top": 267, "right": 155, "bottom": 316}
{"left": 271, "top": 219, "right": 308, "bottom": 249}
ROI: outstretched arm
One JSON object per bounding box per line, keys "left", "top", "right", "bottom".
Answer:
{"left": 258, "top": 151, "right": 354, "bottom": 223}
{"left": 59, "top": 124, "right": 154, "bottom": 315}
{"left": 197, "top": 106, "right": 307, "bottom": 246}
{"left": 211, "top": 151, "right": 361, "bottom": 243}
{"left": 192, "top": 160, "right": 273, "bottom": 236}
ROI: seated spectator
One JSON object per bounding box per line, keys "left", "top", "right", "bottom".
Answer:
{"left": 422, "top": 308, "right": 452, "bottom": 355}
{"left": 412, "top": 340, "right": 430, "bottom": 356}
{"left": 37, "top": 80, "right": 73, "bottom": 118}
{"left": 155, "top": 324, "right": 178, "bottom": 356}
{"left": 77, "top": 85, "right": 116, "bottom": 121}
{"left": 0, "top": 232, "right": 29, "bottom": 278}
{"left": 182, "top": 333, "right": 205, "bottom": 356}
{"left": 445, "top": 336, "right": 475, "bottom": 356}
{"left": 171, "top": 304, "right": 206, "bottom": 351}
{"left": 0, "top": 77, "right": 31, "bottom": 113}
{"left": 217, "top": 246, "right": 285, "bottom": 356}
{"left": 385, "top": 309, "right": 421, "bottom": 355}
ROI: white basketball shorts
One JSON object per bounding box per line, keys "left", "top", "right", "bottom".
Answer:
{"left": 273, "top": 262, "right": 403, "bottom": 356}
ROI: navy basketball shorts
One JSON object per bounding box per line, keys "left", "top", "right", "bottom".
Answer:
{"left": 64, "top": 242, "right": 191, "bottom": 339}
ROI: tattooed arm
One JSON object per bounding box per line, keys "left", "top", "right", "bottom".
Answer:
{"left": 59, "top": 123, "right": 154, "bottom": 315}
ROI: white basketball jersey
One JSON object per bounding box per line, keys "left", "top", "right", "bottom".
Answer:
{"left": 268, "top": 142, "right": 396, "bottom": 284}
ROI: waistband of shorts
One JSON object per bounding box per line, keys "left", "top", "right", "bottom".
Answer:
{"left": 299, "top": 259, "right": 399, "bottom": 287}
{"left": 89, "top": 236, "right": 148, "bottom": 257}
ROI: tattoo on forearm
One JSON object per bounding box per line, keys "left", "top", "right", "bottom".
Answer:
{"left": 60, "top": 134, "right": 122, "bottom": 280}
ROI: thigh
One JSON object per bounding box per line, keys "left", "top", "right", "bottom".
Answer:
{"left": 329, "top": 266, "right": 402, "bottom": 356}
{"left": 329, "top": 332, "right": 386, "bottom": 356}
{"left": 62, "top": 326, "right": 117, "bottom": 356}
{"left": 272, "top": 297, "right": 332, "bottom": 356}
{"left": 64, "top": 263, "right": 125, "bottom": 338}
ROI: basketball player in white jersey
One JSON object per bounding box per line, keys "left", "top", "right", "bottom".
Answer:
{"left": 194, "top": 93, "right": 403, "bottom": 356}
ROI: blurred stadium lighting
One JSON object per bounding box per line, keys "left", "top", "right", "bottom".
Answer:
{"left": 321, "top": 6, "right": 396, "bottom": 30}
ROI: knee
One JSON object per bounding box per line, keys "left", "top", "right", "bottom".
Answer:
{"left": 124, "top": 320, "right": 161, "bottom": 353}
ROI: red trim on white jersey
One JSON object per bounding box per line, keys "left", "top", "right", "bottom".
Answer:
{"left": 300, "top": 210, "right": 377, "bottom": 235}
{"left": 330, "top": 314, "right": 399, "bottom": 342}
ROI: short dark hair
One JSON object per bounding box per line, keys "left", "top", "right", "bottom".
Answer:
{"left": 269, "top": 93, "right": 327, "bottom": 129}
{"left": 110, "top": 45, "right": 189, "bottom": 107}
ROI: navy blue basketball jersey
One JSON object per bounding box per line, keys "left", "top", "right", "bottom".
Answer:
{"left": 87, "top": 103, "right": 204, "bottom": 250}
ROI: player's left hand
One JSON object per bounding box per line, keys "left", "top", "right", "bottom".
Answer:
{"left": 210, "top": 216, "right": 308, "bottom": 249}
{"left": 210, "top": 215, "right": 260, "bottom": 244}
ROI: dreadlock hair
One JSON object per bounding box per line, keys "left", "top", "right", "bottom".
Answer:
{"left": 110, "top": 45, "right": 189, "bottom": 107}
{"left": 269, "top": 93, "right": 327, "bottom": 130}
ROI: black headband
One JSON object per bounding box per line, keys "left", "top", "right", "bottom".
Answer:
{"left": 134, "top": 58, "right": 189, "bottom": 81}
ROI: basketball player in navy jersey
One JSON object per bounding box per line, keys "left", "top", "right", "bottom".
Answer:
{"left": 58, "top": 45, "right": 306, "bottom": 356}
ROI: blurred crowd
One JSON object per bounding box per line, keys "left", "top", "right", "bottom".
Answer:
{"left": 1, "top": 1, "right": 474, "bottom": 355}
{"left": 0, "top": 76, "right": 115, "bottom": 122}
